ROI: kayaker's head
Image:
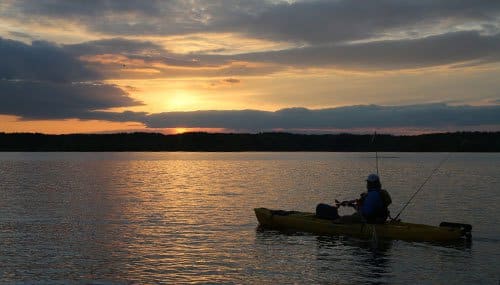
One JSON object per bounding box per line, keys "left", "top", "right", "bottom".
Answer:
{"left": 366, "top": 173, "right": 381, "bottom": 190}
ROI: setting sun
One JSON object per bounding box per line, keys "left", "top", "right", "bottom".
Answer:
{"left": 173, "top": 128, "right": 188, "bottom": 134}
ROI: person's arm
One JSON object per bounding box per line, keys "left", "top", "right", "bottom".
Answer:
{"left": 356, "top": 192, "right": 367, "bottom": 210}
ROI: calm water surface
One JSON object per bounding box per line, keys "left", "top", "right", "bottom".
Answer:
{"left": 0, "top": 152, "right": 499, "bottom": 284}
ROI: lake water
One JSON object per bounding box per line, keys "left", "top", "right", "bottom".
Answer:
{"left": 0, "top": 152, "right": 499, "bottom": 284}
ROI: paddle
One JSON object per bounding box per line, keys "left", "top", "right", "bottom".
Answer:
{"left": 334, "top": 199, "right": 358, "bottom": 208}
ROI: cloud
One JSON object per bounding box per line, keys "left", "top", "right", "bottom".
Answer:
{"left": 73, "top": 52, "right": 281, "bottom": 79}
{"left": 60, "top": 38, "right": 253, "bottom": 78}
{"left": 0, "top": 37, "right": 98, "bottom": 82}
{"left": 232, "top": 0, "right": 500, "bottom": 44}
{"left": 63, "top": 37, "right": 165, "bottom": 57}
{"left": 0, "top": 37, "right": 143, "bottom": 120}
{"left": 223, "top": 78, "right": 240, "bottom": 84}
{"left": 5, "top": 0, "right": 500, "bottom": 44}
{"left": 142, "top": 104, "right": 500, "bottom": 131}
{"left": 0, "top": 80, "right": 142, "bottom": 119}
{"left": 50, "top": 31, "right": 500, "bottom": 79}
{"left": 5, "top": 0, "right": 169, "bottom": 20}
{"left": 63, "top": 38, "right": 207, "bottom": 75}
{"left": 8, "top": 30, "right": 35, "bottom": 40}
{"left": 4, "top": 0, "right": 211, "bottom": 36}
{"left": 200, "top": 31, "right": 500, "bottom": 70}
{"left": 6, "top": 101, "right": 500, "bottom": 132}
{"left": 207, "top": 78, "right": 242, "bottom": 88}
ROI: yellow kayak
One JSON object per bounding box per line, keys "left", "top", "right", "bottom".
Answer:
{"left": 254, "top": 208, "right": 472, "bottom": 242}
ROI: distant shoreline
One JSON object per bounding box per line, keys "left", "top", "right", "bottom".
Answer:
{"left": 1, "top": 132, "right": 499, "bottom": 152}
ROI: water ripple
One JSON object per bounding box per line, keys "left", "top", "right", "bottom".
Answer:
{"left": 0, "top": 152, "right": 498, "bottom": 284}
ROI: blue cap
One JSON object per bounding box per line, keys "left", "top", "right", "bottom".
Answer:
{"left": 366, "top": 174, "right": 380, "bottom": 182}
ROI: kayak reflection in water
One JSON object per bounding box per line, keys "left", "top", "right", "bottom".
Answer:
{"left": 316, "top": 174, "right": 392, "bottom": 224}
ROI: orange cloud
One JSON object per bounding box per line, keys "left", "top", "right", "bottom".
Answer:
{"left": 0, "top": 115, "right": 146, "bottom": 134}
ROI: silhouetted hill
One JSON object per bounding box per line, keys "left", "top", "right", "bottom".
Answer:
{"left": 0, "top": 132, "right": 499, "bottom": 152}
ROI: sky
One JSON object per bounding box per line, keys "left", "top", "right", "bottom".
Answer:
{"left": 1, "top": 0, "right": 500, "bottom": 134}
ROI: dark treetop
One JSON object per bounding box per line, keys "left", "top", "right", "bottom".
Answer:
{"left": 1, "top": 132, "right": 499, "bottom": 152}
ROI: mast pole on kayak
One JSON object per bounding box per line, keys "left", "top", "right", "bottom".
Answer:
{"left": 372, "top": 131, "right": 379, "bottom": 175}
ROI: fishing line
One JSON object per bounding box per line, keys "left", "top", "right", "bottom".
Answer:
{"left": 393, "top": 152, "right": 452, "bottom": 221}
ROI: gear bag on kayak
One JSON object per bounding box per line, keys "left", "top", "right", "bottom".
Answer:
{"left": 315, "top": 203, "right": 340, "bottom": 219}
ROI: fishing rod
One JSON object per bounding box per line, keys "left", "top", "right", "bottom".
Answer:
{"left": 393, "top": 153, "right": 452, "bottom": 221}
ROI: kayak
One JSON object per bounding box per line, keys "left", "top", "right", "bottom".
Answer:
{"left": 254, "top": 208, "right": 472, "bottom": 242}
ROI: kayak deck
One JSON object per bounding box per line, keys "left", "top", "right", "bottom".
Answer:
{"left": 255, "top": 208, "right": 471, "bottom": 242}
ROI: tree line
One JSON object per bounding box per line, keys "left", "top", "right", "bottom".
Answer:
{"left": 0, "top": 132, "right": 499, "bottom": 152}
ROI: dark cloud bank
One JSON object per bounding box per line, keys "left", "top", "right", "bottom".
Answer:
{"left": 142, "top": 104, "right": 500, "bottom": 131}
{"left": 0, "top": 37, "right": 142, "bottom": 120}
{"left": 9, "top": 0, "right": 500, "bottom": 44}
{"left": 0, "top": 37, "right": 98, "bottom": 82}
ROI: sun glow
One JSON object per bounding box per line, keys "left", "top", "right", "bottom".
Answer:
{"left": 166, "top": 90, "right": 199, "bottom": 111}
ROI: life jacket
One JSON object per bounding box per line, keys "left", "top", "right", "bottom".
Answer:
{"left": 362, "top": 189, "right": 391, "bottom": 223}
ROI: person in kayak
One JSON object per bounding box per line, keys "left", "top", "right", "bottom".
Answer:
{"left": 335, "top": 174, "right": 392, "bottom": 224}
{"left": 360, "top": 174, "right": 391, "bottom": 223}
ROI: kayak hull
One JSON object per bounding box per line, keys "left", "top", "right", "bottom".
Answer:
{"left": 254, "top": 208, "right": 468, "bottom": 242}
